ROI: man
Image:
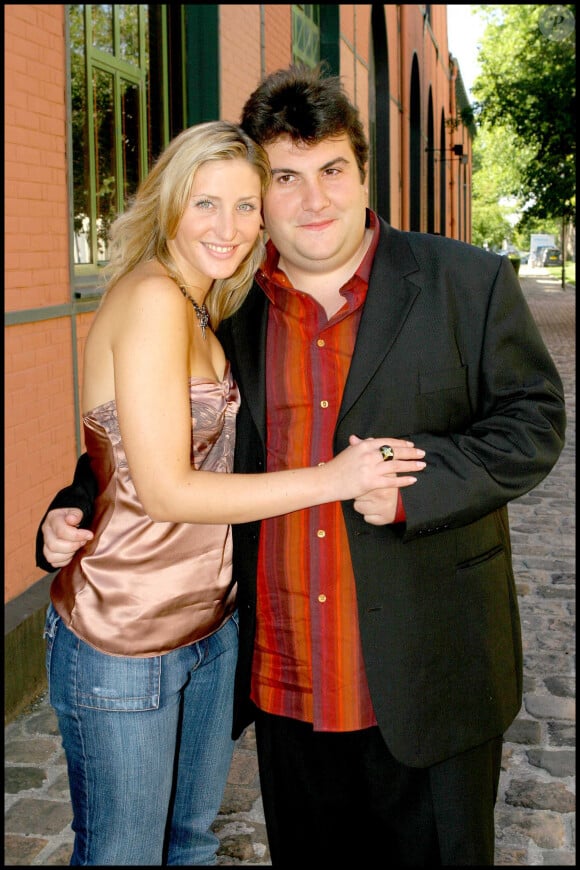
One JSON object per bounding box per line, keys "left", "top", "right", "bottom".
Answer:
{"left": 37, "top": 65, "right": 565, "bottom": 865}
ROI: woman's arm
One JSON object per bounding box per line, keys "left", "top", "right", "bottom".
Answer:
{"left": 111, "top": 276, "right": 426, "bottom": 525}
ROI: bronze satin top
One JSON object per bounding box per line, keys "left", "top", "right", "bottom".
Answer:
{"left": 50, "top": 367, "right": 240, "bottom": 657}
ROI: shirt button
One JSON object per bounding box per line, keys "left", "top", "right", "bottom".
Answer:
{"left": 318, "top": 594, "right": 327, "bottom": 603}
{"left": 320, "top": 400, "right": 329, "bottom": 408}
{"left": 317, "top": 338, "right": 325, "bottom": 347}
{"left": 317, "top": 529, "right": 326, "bottom": 538}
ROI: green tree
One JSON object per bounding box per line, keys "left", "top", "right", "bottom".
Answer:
{"left": 471, "top": 124, "right": 532, "bottom": 248}
{"left": 471, "top": 5, "right": 575, "bottom": 229}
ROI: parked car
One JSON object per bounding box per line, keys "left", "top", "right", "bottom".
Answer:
{"left": 541, "top": 247, "right": 563, "bottom": 267}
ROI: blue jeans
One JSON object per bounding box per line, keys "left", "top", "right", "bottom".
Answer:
{"left": 44, "top": 602, "right": 238, "bottom": 866}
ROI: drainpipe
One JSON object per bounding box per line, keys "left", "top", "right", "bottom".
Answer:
{"left": 448, "top": 57, "right": 457, "bottom": 238}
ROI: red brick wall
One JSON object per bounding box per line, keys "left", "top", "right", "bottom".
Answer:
{"left": 5, "top": 5, "right": 78, "bottom": 601}
{"left": 220, "top": 5, "right": 262, "bottom": 122}
{"left": 5, "top": 5, "right": 69, "bottom": 311}
{"left": 263, "top": 4, "right": 292, "bottom": 74}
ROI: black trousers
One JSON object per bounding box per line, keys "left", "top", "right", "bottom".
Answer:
{"left": 254, "top": 710, "right": 503, "bottom": 867}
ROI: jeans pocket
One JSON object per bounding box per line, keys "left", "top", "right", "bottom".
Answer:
{"left": 43, "top": 601, "right": 60, "bottom": 640}
{"left": 75, "top": 642, "right": 162, "bottom": 711}
{"left": 43, "top": 602, "right": 61, "bottom": 683}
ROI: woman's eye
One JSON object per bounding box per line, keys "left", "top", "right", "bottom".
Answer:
{"left": 194, "top": 199, "right": 213, "bottom": 209}
{"left": 238, "top": 202, "right": 257, "bottom": 212}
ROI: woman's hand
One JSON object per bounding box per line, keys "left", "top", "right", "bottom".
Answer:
{"left": 326, "top": 434, "right": 426, "bottom": 503}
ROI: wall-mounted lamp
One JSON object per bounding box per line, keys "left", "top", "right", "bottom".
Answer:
{"left": 452, "top": 145, "right": 469, "bottom": 165}
{"left": 425, "top": 143, "right": 469, "bottom": 165}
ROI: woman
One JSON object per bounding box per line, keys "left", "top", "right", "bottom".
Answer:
{"left": 44, "top": 120, "right": 424, "bottom": 865}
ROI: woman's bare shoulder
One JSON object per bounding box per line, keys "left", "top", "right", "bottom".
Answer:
{"left": 111, "top": 260, "right": 176, "bottom": 299}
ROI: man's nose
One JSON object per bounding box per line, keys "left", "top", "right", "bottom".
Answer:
{"left": 302, "top": 180, "right": 330, "bottom": 211}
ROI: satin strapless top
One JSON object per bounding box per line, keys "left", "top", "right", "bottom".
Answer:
{"left": 50, "top": 366, "right": 241, "bottom": 656}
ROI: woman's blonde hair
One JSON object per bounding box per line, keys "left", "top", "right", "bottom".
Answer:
{"left": 103, "top": 121, "right": 270, "bottom": 327}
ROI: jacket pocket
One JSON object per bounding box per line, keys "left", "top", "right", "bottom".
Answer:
{"left": 418, "top": 365, "right": 471, "bottom": 431}
{"left": 418, "top": 365, "right": 467, "bottom": 395}
{"left": 456, "top": 543, "right": 504, "bottom": 571}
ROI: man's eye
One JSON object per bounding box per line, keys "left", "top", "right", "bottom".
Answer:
{"left": 277, "top": 174, "right": 294, "bottom": 184}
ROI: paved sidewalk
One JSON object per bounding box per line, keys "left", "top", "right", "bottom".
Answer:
{"left": 492, "top": 267, "right": 575, "bottom": 865}
{"left": 5, "top": 266, "right": 575, "bottom": 866}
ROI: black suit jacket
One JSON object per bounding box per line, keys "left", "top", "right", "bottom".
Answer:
{"left": 36, "top": 220, "right": 565, "bottom": 768}
{"left": 218, "top": 219, "right": 566, "bottom": 766}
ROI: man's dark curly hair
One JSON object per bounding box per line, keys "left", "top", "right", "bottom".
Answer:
{"left": 240, "top": 63, "right": 369, "bottom": 182}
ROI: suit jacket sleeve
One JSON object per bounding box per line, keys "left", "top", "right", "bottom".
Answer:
{"left": 399, "top": 252, "right": 566, "bottom": 538}
{"left": 35, "top": 452, "right": 98, "bottom": 571}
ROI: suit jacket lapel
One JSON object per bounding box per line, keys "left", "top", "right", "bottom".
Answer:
{"left": 338, "top": 220, "right": 422, "bottom": 425}
{"left": 227, "top": 283, "right": 269, "bottom": 440}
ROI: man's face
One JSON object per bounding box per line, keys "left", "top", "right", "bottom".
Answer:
{"left": 262, "top": 135, "right": 367, "bottom": 279}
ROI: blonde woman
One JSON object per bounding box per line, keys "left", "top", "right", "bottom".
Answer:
{"left": 43, "top": 121, "right": 424, "bottom": 865}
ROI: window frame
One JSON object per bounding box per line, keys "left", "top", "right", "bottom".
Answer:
{"left": 292, "top": 5, "right": 321, "bottom": 68}
{"left": 68, "top": 4, "right": 170, "bottom": 295}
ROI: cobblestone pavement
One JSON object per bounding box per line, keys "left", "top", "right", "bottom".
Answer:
{"left": 5, "top": 266, "right": 575, "bottom": 866}
{"left": 492, "top": 267, "right": 575, "bottom": 866}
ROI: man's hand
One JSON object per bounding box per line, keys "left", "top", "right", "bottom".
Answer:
{"left": 42, "top": 508, "right": 93, "bottom": 568}
{"left": 353, "top": 487, "right": 400, "bottom": 525}
{"left": 349, "top": 434, "right": 424, "bottom": 524}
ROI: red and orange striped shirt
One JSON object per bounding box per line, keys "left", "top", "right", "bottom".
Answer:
{"left": 250, "top": 211, "right": 381, "bottom": 732}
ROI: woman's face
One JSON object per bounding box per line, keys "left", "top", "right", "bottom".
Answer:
{"left": 169, "top": 158, "right": 263, "bottom": 285}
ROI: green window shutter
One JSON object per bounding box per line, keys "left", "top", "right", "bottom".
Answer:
{"left": 320, "top": 5, "right": 339, "bottom": 76}
{"left": 184, "top": 4, "right": 219, "bottom": 123}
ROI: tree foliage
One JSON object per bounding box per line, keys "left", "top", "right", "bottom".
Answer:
{"left": 471, "top": 125, "right": 525, "bottom": 249}
{"left": 471, "top": 5, "right": 575, "bottom": 229}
